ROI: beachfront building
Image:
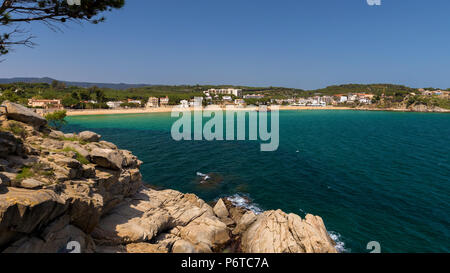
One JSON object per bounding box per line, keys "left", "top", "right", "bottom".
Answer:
{"left": 205, "top": 88, "right": 243, "bottom": 98}
{"left": 106, "top": 101, "right": 122, "bottom": 109}
{"left": 127, "top": 99, "right": 142, "bottom": 105}
{"left": 189, "top": 98, "right": 203, "bottom": 107}
{"left": 222, "top": 96, "right": 233, "bottom": 102}
{"left": 243, "top": 94, "right": 265, "bottom": 99}
{"left": 339, "top": 96, "right": 348, "bottom": 103}
{"left": 28, "top": 99, "right": 63, "bottom": 110}
{"left": 146, "top": 97, "right": 159, "bottom": 108}
{"left": 160, "top": 96, "right": 170, "bottom": 106}
{"left": 234, "top": 99, "right": 245, "bottom": 106}
{"left": 179, "top": 100, "right": 189, "bottom": 108}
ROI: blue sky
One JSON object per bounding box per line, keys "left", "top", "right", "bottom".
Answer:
{"left": 1, "top": 0, "right": 450, "bottom": 89}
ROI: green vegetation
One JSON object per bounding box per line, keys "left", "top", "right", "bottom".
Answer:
{"left": 7, "top": 121, "right": 27, "bottom": 138}
{"left": 16, "top": 167, "right": 33, "bottom": 180}
{"left": 1, "top": 81, "right": 448, "bottom": 110}
{"left": 16, "top": 163, "right": 54, "bottom": 181}
{"left": 62, "top": 147, "right": 90, "bottom": 165}
{"left": 407, "top": 96, "right": 450, "bottom": 110}
{"left": 45, "top": 110, "right": 67, "bottom": 130}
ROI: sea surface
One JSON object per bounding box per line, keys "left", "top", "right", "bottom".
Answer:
{"left": 64, "top": 110, "right": 450, "bottom": 253}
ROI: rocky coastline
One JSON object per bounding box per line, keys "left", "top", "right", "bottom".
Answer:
{"left": 0, "top": 101, "right": 337, "bottom": 253}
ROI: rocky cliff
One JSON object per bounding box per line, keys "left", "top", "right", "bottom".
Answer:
{"left": 0, "top": 102, "right": 337, "bottom": 253}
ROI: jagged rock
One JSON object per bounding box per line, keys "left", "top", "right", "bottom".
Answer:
{"left": 2, "top": 222, "right": 94, "bottom": 253}
{"left": 0, "top": 131, "right": 22, "bottom": 155}
{"left": 172, "top": 239, "right": 197, "bottom": 253}
{"left": 54, "top": 156, "right": 82, "bottom": 169}
{"left": 241, "top": 210, "right": 337, "bottom": 253}
{"left": 79, "top": 131, "right": 101, "bottom": 142}
{"left": 126, "top": 242, "right": 168, "bottom": 253}
{"left": 0, "top": 159, "right": 9, "bottom": 171}
{"left": 42, "top": 138, "right": 64, "bottom": 150}
{"left": 233, "top": 211, "right": 257, "bottom": 235}
{"left": 5, "top": 155, "right": 38, "bottom": 169}
{"left": 213, "top": 198, "right": 229, "bottom": 218}
{"left": 17, "top": 178, "right": 45, "bottom": 189}
{"left": 2, "top": 101, "right": 47, "bottom": 127}
{"left": 121, "top": 150, "right": 142, "bottom": 168}
{"left": 0, "top": 188, "right": 68, "bottom": 249}
{"left": 90, "top": 148, "right": 124, "bottom": 170}
{"left": 99, "top": 141, "right": 117, "bottom": 150}
{"left": 92, "top": 188, "right": 230, "bottom": 253}
{"left": 81, "top": 164, "right": 96, "bottom": 178}
{"left": 61, "top": 181, "right": 104, "bottom": 233}
{"left": 63, "top": 142, "right": 90, "bottom": 159}
{"left": 0, "top": 172, "right": 16, "bottom": 185}
{"left": 48, "top": 130, "right": 64, "bottom": 139}
{"left": 64, "top": 133, "right": 76, "bottom": 139}
{"left": 179, "top": 215, "right": 230, "bottom": 252}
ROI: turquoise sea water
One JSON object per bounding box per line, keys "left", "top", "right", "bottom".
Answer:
{"left": 64, "top": 110, "right": 450, "bottom": 253}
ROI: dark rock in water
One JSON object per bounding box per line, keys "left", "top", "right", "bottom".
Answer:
{"left": 196, "top": 173, "right": 223, "bottom": 189}
{"left": 2, "top": 101, "right": 47, "bottom": 127}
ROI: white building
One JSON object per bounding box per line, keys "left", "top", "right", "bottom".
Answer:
{"left": 180, "top": 100, "right": 189, "bottom": 108}
{"left": 106, "top": 101, "right": 123, "bottom": 108}
{"left": 205, "top": 88, "right": 243, "bottom": 97}
{"left": 340, "top": 96, "right": 348, "bottom": 103}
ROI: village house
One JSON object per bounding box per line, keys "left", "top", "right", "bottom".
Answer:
{"left": 234, "top": 99, "right": 245, "bottom": 106}
{"left": 106, "top": 101, "right": 122, "bottom": 109}
{"left": 127, "top": 99, "right": 142, "bottom": 105}
{"left": 180, "top": 100, "right": 189, "bottom": 108}
{"left": 146, "top": 97, "right": 159, "bottom": 108}
{"left": 159, "top": 96, "right": 170, "bottom": 106}
{"left": 243, "top": 94, "right": 265, "bottom": 99}
{"left": 28, "top": 99, "right": 63, "bottom": 109}
{"left": 222, "top": 96, "right": 233, "bottom": 102}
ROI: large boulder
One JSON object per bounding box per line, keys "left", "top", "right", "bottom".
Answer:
{"left": 240, "top": 210, "right": 337, "bottom": 253}
{"left": 0, "top": 187, "right": 68, "bottom": 249}
{"left": 92, "top": 188, "right": 230, "bottom": 253}
{"left": 17, "top": 178, "right": 45, "bottom": 189}
{"left": 3, "top": 216, "right": 95, "bottom": 253}
{"left": 79, "top": 131, "right": 101, "bottom": 142}
{"left": 89, "top": 148, "right": 124, "bottom": 170}
{"left": 213, "top": 198, "right": 229, "bottom": 218}
{"left": 2, "top": 101, "right": 47, "bottom": 127}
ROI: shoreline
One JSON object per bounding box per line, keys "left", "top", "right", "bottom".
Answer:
{"left": 66, "top": 106, "right": 450, "bottom": 116}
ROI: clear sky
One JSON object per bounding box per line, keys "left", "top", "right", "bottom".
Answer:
{"left": 1, "top": 0, "right": 450, "bottom": 90}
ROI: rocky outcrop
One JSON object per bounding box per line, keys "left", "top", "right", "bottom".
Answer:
{"left": 2, "top": 101, "right": 47, "bottom": 127}
{"left": 79, "top": 131, "right": 101, "bottom": 142}
{"left": 0, "top": 108, "right": 338, "bottom": 253}
{"left": 240, "top": 210, "right": 337, "bottom": 253}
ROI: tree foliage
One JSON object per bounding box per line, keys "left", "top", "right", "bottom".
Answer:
{"left": 45, "top": 109, "right": 67, "bottom": 130}
{"left": 0, "top": 0, "right": 125, "bottom": 56}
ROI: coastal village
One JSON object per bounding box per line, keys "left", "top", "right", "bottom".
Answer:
{"left": 21, "top": 87, "right": 450, "bottom": 112}
{"left": 0, "top": 81, "right": 449, "bottom": 113}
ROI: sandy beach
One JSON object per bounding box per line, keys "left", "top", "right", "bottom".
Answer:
{"left": 66, "top": 106, "right": 355, "bottom": 116}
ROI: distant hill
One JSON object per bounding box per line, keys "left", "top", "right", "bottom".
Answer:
{"left": 0, "top": 77, "right": 153, "bottom": 90}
